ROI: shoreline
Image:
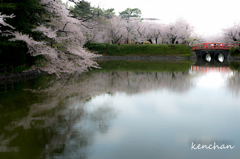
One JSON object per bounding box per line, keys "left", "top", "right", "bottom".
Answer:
{"left": 1, "top": 55, "right": 240, "bottom": 82}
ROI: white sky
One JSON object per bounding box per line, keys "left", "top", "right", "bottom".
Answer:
{"left": 65, "top": 0, "right": 240, "bottom": 36}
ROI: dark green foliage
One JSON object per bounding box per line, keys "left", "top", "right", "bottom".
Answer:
{"left": 13, "top": 66, "right": 31, "bottom": 73}
{"left": 0, "top": 37, "right": 41, "bottom": 69}
{"left": 102, "top": 8, "right": 115, "bottom": 19}
{"left": 84, "top": 42, "right": 109, "bottom": 54}
{"left": 0, "top": 40, "right": 28, "bottom": 66}
{"left": 70, "top": 0, "right": 115, "bottom": 21}
{"left": 70, "top": 0, "right": 93, "bottom": 21}
{"left": 119, "top": 8, "right": 142, "bottom": 19}
{"left": 229, "top": 46, "right": 235, "bottom": 56}
{"left": 0, "top": 0, "right": 46, "bottom": 67}
{"left": 85, "top": 43, "right": 192, "bottom": 56}
{"left": 229, "top": 46, "right": 240, "bottom": 56}
{"left": 0, "top": 0, "right": 44, "bottom": 34}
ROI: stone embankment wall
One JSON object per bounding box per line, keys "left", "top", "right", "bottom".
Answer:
{"left": 228, "top": 56, "right": 240, "bottom": 61}
{"left": 0, "top": 69, "right": 45, "bottom": 83}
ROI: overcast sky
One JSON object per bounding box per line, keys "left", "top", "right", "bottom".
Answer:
{"left": 64, "top": 0, "right": 240, "bottom": 37}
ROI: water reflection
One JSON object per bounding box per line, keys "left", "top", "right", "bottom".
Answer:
{"left": 228, "top": 62, "right": 240, "bottom": 96}
{"left": 0, "top": 134, "right": 18, "bottom": 152}
{"left": 226, "top": 70, "right": 240, "bottom": 97}
{"left": 204, "top": 54, "right": 225, "bottom": 64}
{"left": 0, "top": 60, "right": 240, "bottom": 159}
{"left": 191, "top": 66, "right": 231, "bottom": 73}
{"left": 0, "top": 62, "right": 195, "bottom": 158}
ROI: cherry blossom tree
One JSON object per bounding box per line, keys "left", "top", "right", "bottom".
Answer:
{"left": 122, "top": 18, "right": 135, "bottom": 44}
{"left": 165, "top": 18, "right": 194, "bottom": 44}
{"left": 134, "top": 21, "right": 165, "bottom": 44}
{"left": 0, "top": 12, "right": 15, "bottom": 33}
{"left": 134, "top": 21, "right": 150, "bottom": 43}
{"left": 143, "top": 22, "right": 170, "bottom": 44}
{"left": 119, "top": 17, "right": 141, "bottom": 44}
{"left": 1, "top": 1, "right": 100, "bottom": 76}
{"left": 83, "top": 26, "right": 102, "bottom": 44}
{"left": 222, "top": 22, "right": 240, "bottom": 45}
{"left": 147, "top": 23, "right": 161, "bottom": 44}
{"left": 185, "top": 32, "right": 202, "bottom": 45}
{"left": 103, "top": 16, "right": 126, "bottom": 44}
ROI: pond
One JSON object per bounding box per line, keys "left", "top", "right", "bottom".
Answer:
{"left": 0, "top": 60, "right": 240, "bottom": 159}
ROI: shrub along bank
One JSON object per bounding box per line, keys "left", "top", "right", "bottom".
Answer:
{"left": 85, "top": 43, "right": 192, "bottom": 56}
{"left": 230, "top": 46, "right": 240, "bottom": 56}
{"left": 0, "top": 40, "right": 28, "bottom": 67}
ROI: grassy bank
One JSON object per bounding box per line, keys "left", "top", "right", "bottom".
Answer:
{"left": 85, "top": 43, "right": 192, "bottom": 56}
{"left": 94, "top": 60, "right": 193, "bottom": 72}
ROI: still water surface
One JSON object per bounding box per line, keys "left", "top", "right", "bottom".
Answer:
{"left": 0, "top": 60, "right": 240, "bottom": 159}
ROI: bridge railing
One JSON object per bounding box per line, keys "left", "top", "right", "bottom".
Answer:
{"left": 192, "top": 43, "right": 235, "bottom": 50}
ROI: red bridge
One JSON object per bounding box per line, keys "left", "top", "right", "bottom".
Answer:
{"left": 192, "top": 43, "right": 235, "bottom": 50}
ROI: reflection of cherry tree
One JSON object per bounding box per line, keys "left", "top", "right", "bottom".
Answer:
{"left": 226, "top": 71, "right": 240, "bottom": 97}
{"left": 21, "top": 70, "right": 195, "bottom": 103}
{"left": 1, "top": 69, "right": 195, "bottom": 156}
{"left": 2, "top": 97, "right": 117, "bottom": 157}
{"left": 89, "top": 106, "right": 117, "bottom": 134}
{"left": 4, "top": 70, "right": 195, "bottom": 131}
{"left": 2, "top": 85, "right": 117, "bottom": 157}
{"left": 34, "top": 70, "right": 194, "bottom": 97}
{"left": 0, "top": 133, "right": 18, "bottom": 152}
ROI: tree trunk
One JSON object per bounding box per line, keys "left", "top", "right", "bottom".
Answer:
{"left": 147, "top": 39, "right": 153, "bottom": 44}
